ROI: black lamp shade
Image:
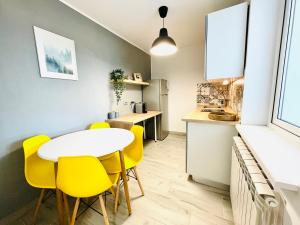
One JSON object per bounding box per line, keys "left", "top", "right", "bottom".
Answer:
{"left": 151, "top": 28, "right": 177, "bottom": 56}
{"left": 152, "top": 28, "right": 176, "bottom": 47}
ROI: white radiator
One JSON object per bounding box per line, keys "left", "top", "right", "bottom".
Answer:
{"left": 230, "top": 137, "right": 283, "bottom": 225}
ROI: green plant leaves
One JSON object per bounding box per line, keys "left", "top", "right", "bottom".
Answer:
{"left": 110, "top": 69, "right": 126, "bottom": 105}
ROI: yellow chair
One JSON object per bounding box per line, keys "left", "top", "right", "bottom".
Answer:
{"left": 101, "top": 125, "right": 145, "bottom": 207}
{"left": 89, "top": 122, "right": 115, "bottom": 161}
{"left": 56, "top": 156, "right": 117, "bottom": 225}
{"left": 89, "top": 121, "right": 110, "bottom": 129}
{"left": 23, "top": 135, "right": 56, "bottom": 224}
{"left": 101, "top": 125, "right": 144, "bottom": 172}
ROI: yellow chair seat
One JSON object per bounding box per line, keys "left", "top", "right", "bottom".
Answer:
{"left": 101, "top": 152, "right": 141, "bottom": 174}
{"left": 57, "top": 156, "right": 113, "bottom": 198}
{"left": 26, "top": 154, "right": 56, "bottom": 189}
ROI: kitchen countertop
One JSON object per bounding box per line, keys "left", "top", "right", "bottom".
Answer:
{"left": 182, "top": 106, "right": 240, "bottom": 125}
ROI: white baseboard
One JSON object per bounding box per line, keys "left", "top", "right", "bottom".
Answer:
{"left": 191, "top": 176, "right": 230, "bottom": 191}
{"left": 168, "top": 131, "right": 186, "bottom": 136}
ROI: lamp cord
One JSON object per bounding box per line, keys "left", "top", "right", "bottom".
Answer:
{"left": 163, "top": 18, "right": 165, "bottom": 28}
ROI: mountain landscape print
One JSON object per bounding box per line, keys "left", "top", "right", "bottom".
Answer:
{"left": 44, "top": 45, "right": 73, "bottom": 74}
{"left": 34, "top": 26, "right": 78, "bottom": 80}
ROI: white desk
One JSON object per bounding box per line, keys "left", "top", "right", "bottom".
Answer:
{"left": 108, "top": 111, "right": 162, "bottom": 141}
{"left": 38, "top": 128, "right": 135, "bottom": 224}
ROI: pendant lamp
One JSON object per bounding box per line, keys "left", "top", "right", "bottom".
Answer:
{"left": 150, "top": 6, "right": 177, "bottom": 56}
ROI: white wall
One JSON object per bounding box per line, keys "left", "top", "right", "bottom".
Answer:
{"left": 0, "top": 0, "right": 151, "bottom": 218}
{"left": 151, "top": 44, "right": 203, "bottom": 133}
{"left": 111, "top": 85, "right": 142, "bottom": 116}
{"left": 151, "top": 0, "right": 241, "bottom": 133}
{"left": 241, "top": 0, "right": 285, "bottom": 125}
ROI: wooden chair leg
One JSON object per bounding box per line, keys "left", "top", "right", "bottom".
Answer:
{"left": 56, "top": 189, "right": 65, "bottom": 225}
{"left": 63, "top": 193, "right": 70, "bottom": 224}
{"left": 70, "top": 198, "right": 80, "bottom": 225}
{"left": 110, "top": 187, "right": 116, "bottom": 200}
{"left": 33, "top": 189, "right": 45, "bottom": 225}
{"left": 114, "top": 176, "right": 121, "bottom": 213}
{"left": 133, "top": 167, "right": 144, "bottom": 196}
{"left": 119, "top": 151, "right": 131, "bottom": 215}
{"left": 99, "top": 195, "right": 110, "bottom": 225}
{"left": 41, "top": 189, "right": 49, "bottom": 203}
{"left": 117, "top": 175, "right": 121, "bottom": 205}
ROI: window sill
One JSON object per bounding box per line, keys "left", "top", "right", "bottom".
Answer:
{"left": 236, "top": 124, "right": 300, "bottom": 223}
{"left": 236, "top": 124, "right": 300, "bottom": 192}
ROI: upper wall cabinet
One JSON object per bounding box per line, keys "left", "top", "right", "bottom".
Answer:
{"left": 205, "top": 2, "right": 248, "bottom": 80}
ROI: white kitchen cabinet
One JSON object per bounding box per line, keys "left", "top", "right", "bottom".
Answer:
{"left": 205, "top": 2, "right": 248, "bottom": 80}
{"left": 186, "top": 122, "right": 238, "bottom": 187}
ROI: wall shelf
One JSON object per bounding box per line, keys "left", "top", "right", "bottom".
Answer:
{"left": 123, "top": 79, "right": 149, "bottom": 86}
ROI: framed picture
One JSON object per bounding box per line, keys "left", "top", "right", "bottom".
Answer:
{"left": 133, "top": 73, "right": 143, "bottom": 82}
{"left": 33, "top": 26, "right": 78, "bottom": 80}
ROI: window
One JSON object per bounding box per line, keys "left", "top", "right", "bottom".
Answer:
{"left": 273, "top": 0, "right": 300, "bottom": 136}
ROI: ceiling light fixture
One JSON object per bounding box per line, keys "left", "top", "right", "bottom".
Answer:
{"left": 150, "top": 6, "right": 177, "bottom": 56}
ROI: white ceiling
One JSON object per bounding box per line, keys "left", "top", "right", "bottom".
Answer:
{"left": 60, "top": 0, "right": 240, "bottom": 54}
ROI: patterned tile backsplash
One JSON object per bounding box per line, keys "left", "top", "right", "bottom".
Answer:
{"left": 197, "top": 82, "right": 229, "bottom": 106}
{"left": 197, "top": 79, "right": 244, "bottom": 115}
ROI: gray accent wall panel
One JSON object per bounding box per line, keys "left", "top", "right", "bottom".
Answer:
{"left": 0, "top": 0, "right": 150, "bottom": 218}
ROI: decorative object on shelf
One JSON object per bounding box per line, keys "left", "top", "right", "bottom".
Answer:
{"left": 110, "top": 68, "right": 126, "bottom": 105}
{"left": 133, "top": 73, "right": 143, "bottom": 82}
{"left": 33, "top": 26, "right": 78, "bottom": 80}
{"left": 126, "top": 73, "right": 134, "bottom": 80}
{"left": 150, "top": 6, "right": 177, "bottom": 56}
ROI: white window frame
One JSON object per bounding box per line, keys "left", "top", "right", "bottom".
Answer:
{"left": 272, "top": 0, "right": 300, "bottom": 137}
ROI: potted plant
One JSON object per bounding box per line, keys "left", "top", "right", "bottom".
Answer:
{"left": 109, "top": 69, "right": 126, "bottom": 118}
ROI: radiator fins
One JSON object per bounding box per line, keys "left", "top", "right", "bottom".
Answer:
{"left": 230, "top": 136, "right": 284, "bottom": 225}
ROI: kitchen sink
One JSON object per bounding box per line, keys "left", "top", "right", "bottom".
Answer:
{"left": 208, "top": 111, "right": 237, "bottom": 121}
{"left": 201, "top": 105, "right": 225, "bottom": 112}
{"left": 203, "top": 105, "right": 221, "bottom": 108}
{"left": 201, "top": 108, "right": 225, "bottom": 112}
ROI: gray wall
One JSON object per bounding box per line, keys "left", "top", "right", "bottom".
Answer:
{"left": 0, "top": 0, "right": 150, "bottom": 218}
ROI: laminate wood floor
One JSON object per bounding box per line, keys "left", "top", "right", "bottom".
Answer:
{"left": 11, "top": 134, "right": 234, "bottom": 225}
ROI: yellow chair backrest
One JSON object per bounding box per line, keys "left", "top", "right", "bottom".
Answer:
{"left": 124, "top": 125, "right": 144, "bottom": 163}
{"left": 89, "top": 122, "right": 110, "bottom": 129}
{"left": 23, "top": 135, "right": 51, "bottom": 185}
{"left": 89, "top": 121, "right": 115, "bottom": 160}
{"left": 56, "top": 156, "right": 112, "bottom": 198}
{"left": 23, "top": 135, "right": 50, "bottom": 160}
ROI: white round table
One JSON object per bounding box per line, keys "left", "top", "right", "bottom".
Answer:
{"left": 38, "top": 128, "right": 134, "bottom": 162}
{"left": 38, "top": 128, "right": 134, "bottom": 224}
